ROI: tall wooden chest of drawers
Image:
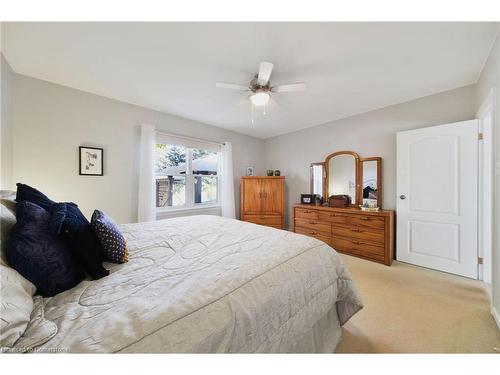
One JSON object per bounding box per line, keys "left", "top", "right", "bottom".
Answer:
{"left": 241, "top": 176, "right": 285, "bottom": 229}
{"left": 293, "top": 204, "right": 394, "bottom": 265}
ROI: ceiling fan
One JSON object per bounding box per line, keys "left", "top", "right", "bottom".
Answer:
{"left": 216, "top": 61, "right": 306, "bottom": 107}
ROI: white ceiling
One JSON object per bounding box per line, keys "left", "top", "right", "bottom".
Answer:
{"left": 2, "top": 22, "right": 499, "bottom": 139}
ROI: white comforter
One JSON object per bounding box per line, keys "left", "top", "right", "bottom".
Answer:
{"left": 33, "top": 216, "right": 362, "bottom": 353}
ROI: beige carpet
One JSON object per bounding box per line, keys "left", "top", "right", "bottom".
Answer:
{"left": 335, "top": 254, "right": 500, "bottom": 353}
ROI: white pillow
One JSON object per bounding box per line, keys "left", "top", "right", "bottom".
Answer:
{"left": 0, "top": 263, "right": 36, "bottom": 348}
{"left": 0, "top": 198, "right": 16, "bottom": 215}
{"left": 1, "top": 205, "right": 16, "bottom": 264}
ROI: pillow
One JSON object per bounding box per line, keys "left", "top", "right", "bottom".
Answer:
{"left": 15, "top": 183, "right": 55, "bottom": 210}
{"left": 0, "top": 205, "right": 16, "bottom": 265}
{"left": 6, "top": 201, "right": 85, "bottom": 297}
{"left": 15, "top": 183, "right": 109, "bottom": 280}
{"left": 91, "top": 210, "right": 129, "bottom": 263}
{"left": 51, "top": 203, "right": 109, "bottom": 279}
{"left": 0, "top": 198, "right": 16, "bottom": 215}
{"left": 0, "top": 262, "right": 36, "bottom": 348}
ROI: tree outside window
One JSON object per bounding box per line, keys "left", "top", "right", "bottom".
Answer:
{"left": 155, "top": 143, "right": 219, "bottom": 208}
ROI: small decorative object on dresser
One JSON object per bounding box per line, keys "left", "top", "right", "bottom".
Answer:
{"left": 274, "top": 170, "right": 281, "bottom": 176}
{"left": 328, "top": 194, "right": 351, "bottom": 208}
{"left": 79, "top": 146, "right": 103, "bottom": 176}
{"left": 314, "top": 194, "right": 322, "bottom": 206}
{"left": 246, "top": 166, "right": 254, "bottom": 176}
{"left": 240, "top": 176, "right": 285, "bottom": 229}
{"left": 266, "top": 169, "right": 274, "bottom": 176}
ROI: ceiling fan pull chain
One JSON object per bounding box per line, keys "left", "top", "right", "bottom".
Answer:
{"left": 251, "top": 102, "right": 255, "bottom": 124}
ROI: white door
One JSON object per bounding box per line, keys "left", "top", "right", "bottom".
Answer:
{"left": 396, "top": 120, "right": 478, "bottom": 278}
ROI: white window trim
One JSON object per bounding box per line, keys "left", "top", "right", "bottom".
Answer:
{"left": 155, "top": 132, "right": 222, "bottom": 212}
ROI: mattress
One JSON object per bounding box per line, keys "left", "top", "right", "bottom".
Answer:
{"left": 30, "top": 215, "right": 362, "bottom": 353}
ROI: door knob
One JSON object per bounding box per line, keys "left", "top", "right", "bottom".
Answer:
{"left": 400, "top": 195, "right": 406, "bottom": 200}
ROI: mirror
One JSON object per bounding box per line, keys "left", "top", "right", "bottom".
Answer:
{"left": 361, "top": 157, "right": 382, "bottom": 208}
{"left": 310, "top": 163, "right": 325, "bottom": 197}
{"left": 325, "top": 151, "right": 360, "bottom": 205}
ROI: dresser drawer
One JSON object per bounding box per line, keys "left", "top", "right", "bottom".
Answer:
{"left": 331, "top": 237, "right": 364, "bottom": 256}
{"left": 295, "top": 208, "right": 318, "bottom": 220}
{"left": 331, "top": 225, "right": 384, "bottom": 244}
{"left": 349, "top": 215, "right": 385, "bottom": 229}
{"left": 295, "top": 218, "right": 331, "bottom": 235}
{"left": 318, "top": 211, "right": 348, "bottom": 225}
{"left": 242, "top": 214, "right": 282, "bottom": 226}
{"left": 295, "top": 227, "right": 331, "bottom": 245}
{"left": 332, "top": 237, "right": 385, "bottom": 258}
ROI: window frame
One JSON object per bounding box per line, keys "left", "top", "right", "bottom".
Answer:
{"left": 155, "top": 135, "right": 222, "bottom": 212}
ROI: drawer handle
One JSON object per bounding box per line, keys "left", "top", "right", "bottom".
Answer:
{"left": 310, "top": 221, "right": 317, "bottom": 224}
{"left": 309, "top": 231, "right": 317, "bottom": 235}
{"left": 359, "top": 217, "right": 369, "bottom": 221}
{"left": 352, "top": 240, "right": 360, "bottom": 245}
{"left": 352, "top": 228, "right": 360, "bottom": 232}
{"left": 330, "top": 213, "right": 337, "bottom": 217}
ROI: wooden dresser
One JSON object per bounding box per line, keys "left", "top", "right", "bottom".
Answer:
{"left": 293, "top": 204, "right": 394, "bottom": 265}
{"left": 241, "top": 176, "right": 285, "bottom": 229}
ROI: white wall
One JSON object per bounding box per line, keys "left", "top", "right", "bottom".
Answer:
{"left": 264, "top": 85, "right": 476, "bottom": 229}
{"left": 11, "top": 74, "right": 265, "bottom": 223}
{"left": 475, "top": 30, "right": 500, "bottom": 328}
{"left": 1, "top": 54, "right": 14, "bottom": 190}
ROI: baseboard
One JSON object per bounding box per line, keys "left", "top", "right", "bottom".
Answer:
{"left": 492, "top": 306, "right": 500, "bottom": 331}
{"left": 483, "top": 282, "right": 492, "bottom": 299}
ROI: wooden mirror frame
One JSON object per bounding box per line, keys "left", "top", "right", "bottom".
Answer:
{"left": 360, "top": 157, "right": 382, "bottom": 208}
{"left": 324, "top": 151, "right": 361, "bottom": 206}
{"left": 310, "top": 162, "right": 325, "bottom": 196}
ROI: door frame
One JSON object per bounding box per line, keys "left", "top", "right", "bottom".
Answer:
{"left": 477, "top": 88, "right": 496, "bottom": 288}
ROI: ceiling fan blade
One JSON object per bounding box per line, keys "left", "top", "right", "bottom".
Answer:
{"left": 216, "top": 82, "right": 249, "bottom": 91}
{"left": 273, "top": 83, "right": 306, "bottom": 93}
{"left": 257, "top": 61, "right": 274, "bottom": 85}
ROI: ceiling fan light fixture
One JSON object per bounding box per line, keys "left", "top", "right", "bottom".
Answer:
{"left": 250, "top": 91, "right": 270, "bottom": 106}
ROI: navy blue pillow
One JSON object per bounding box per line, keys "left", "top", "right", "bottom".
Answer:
{"left": 15, "top": 183, "right": 109, "bottom": 280}
{"left": 91, "top": 210, "right": 129, "bottom": 264}
{"left": 15, "top": 183, "right": 55, "bottom": 210}
{"left": 6, "top": 201, "right": 85, "bottom": 297}
{"left": 50, "top": 203, "right": 109, "bottom": 279}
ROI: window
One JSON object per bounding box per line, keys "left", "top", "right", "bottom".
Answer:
{"left": 155, "top": 135, "right": 220, "bottom": 210}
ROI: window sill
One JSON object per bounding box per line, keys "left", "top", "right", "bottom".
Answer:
{"left": 156, "top": 205, "right": 221, "bottom": 220}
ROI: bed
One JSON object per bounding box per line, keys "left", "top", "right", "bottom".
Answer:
{"left": 5, "top": 215, "right": 362, "bottom": 353}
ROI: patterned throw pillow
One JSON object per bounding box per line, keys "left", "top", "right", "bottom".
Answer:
{"left": 91, "top": 210, "right": 128, "bottom": 264}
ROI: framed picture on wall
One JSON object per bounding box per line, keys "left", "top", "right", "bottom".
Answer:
{"left": 79, "top": 146, "right": 103, "bottom": 176}
{"left": 246, "top": 166, "right": 254, "bottom": 176}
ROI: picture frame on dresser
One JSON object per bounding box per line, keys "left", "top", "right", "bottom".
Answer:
{"left": 300, "top": 193, "right": 314, "bottom": 205}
